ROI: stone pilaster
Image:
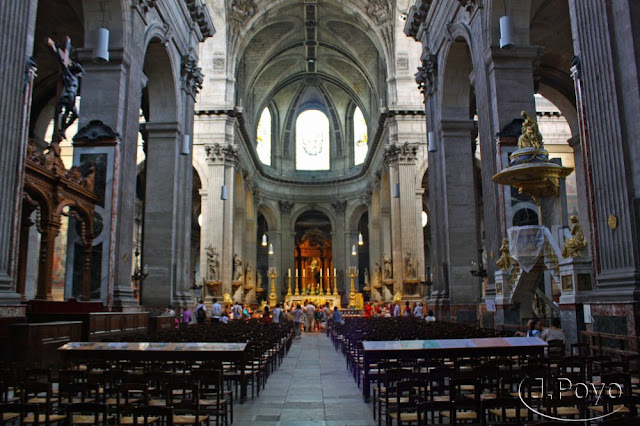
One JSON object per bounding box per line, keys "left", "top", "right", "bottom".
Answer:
{"left": 440, "top": 120, "right": 481, "bottom": 306}
{"left": 569, "top": 0, "right": 640, "bottom": 295}
{"left": 0, "top": 0, "right": 37, "bottom": 308}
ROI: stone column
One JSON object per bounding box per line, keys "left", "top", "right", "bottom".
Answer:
{"left": 0, "top": 0, "right": 37, "bottom": 309}
{"left": 36, "top": 219, "right": 61, "bottom": 300}
{"left": 203, "top": 143, "right": 238, "bottom": 299}
{"left": 141, "top": 122, "right": 181, "bottom": 307}
{"left": 278, "top": 200, "right": 294, "bottom": 300}
{"left": 569, "top": 0, "right": 640, "bottom": 296}
{"left": 440, "top": 120, "right": 481, "bottom": 310}
{"left": 332, "top": 202, "right": 347, "bottom": 301}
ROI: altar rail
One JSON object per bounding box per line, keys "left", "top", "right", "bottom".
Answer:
{"left": 29, "top": 312, "right": 149, "bottom": 341}
{"left": 580, "top": 330, "right": 640, "bottom": 359}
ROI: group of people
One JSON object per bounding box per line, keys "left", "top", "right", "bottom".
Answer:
{"left": 363, "top": 301, "right": 436, "bottom": 322}
{"left": 516, "top": 317, "right": 566, "bottom": 343}
{"left": 290, "top": 301, "right": 343, "bottom": 339}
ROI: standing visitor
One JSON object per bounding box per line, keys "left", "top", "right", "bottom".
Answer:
{"left": 293, "top": 304, "right": 304, "bottom": 339}
{"left": 210, "top": 298, "right": 222, "bottom": 324}
{"left": 232, "top": 302, "right": 242, "bottom": 320}
{"left": 413, "top": 302, "right": 424, "bottom": 318}
{"left": 262, "top": 305, "right": 272, "bottom": 323}
{"left": 393, "top": 303, "right": 400, "bottom": 317}
{"left": 332, "top": 306, "right": 344, "bottom": 325}
{"left": 403, "top": 302, "right": 412, "bottom": 317}
{"left": 305, "top": 302, "right": 316, "bottom": 332}
{"left": 364, "top": 302, "right": 373, "bottom": 318}
{"left": 195, "top": 299, "right": 207, "bottom": 324}
{"left": 182, "top": 307, "right": 191, "bottom": 324}
{"left": 272, "top": 303, "right": 282, "bottom": 324}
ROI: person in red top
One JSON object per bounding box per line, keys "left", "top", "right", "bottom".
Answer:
{"left": 364, "top": 302, "right": 373, "bottom": 318}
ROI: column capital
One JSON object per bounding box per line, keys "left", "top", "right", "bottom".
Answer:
{"left": 205, "top": 142, "right": 238, "bottom": 164}
{"left": 384, "top": 142, "right": 419, "bottom": 167}
{"left": 440, "top": 119, "right": 477, "bottom": 135}
{"left": 484, "top": 45, "right": 544, "bottom": 69}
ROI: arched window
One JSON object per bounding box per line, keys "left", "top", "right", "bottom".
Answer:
{"left": 256, "top": 108, "right": 272, "bottom": 165}
{"left": 353, "top": 107, "right": 368, "bottom": 165}
{"left": 296, "top": 109, "right": 330, "bottom": 170}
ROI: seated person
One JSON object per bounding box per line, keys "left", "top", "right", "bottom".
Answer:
{"left": 541, "top": 317, "right": 566, "bottom": 343}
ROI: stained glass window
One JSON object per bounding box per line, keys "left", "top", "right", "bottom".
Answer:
{"left": 256, "top": 108, "right": 271, "bottom": 165}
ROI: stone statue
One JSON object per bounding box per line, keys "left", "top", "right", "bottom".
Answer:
{"left": 233, "top": 253, "right": 243, "bottom": 281}
{"left": 364, "top": 268, "right": 370, "bottom": 288}
{"left": 374, "top": 262, "right": 382, "bottom": 283}
{"left": 517, "top": 111, "right": 544, "bottom": 150}
{"left": 256, "top": 271, "right": 263, "bottom": 288}
{"left": 206, "top": 246, "right": 219, "bottom": 281}
{"left": 562, "top": 215, "right": 587, "bottom": 258}
{"left": 405, "top": 252, "right": 418, "bottom": 279}
{"left": 383, "top": 254, "right": 392, "bottom": 279}
{"left": 245, "top": 265, "right": 252, "bottom": 284}
{"left": 48, "top": 37, "right": 84, "bottom": 140}
{"left": 496, "top": 238, "right": 513, "bottom": 270}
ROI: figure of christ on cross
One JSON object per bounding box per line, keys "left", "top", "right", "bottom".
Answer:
{"left": 47, "top": 36, "right": 84, "bottom": 141}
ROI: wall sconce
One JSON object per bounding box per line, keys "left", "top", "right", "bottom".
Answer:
{"left": 358, "top": 233, "right": 364, "bottom": 246}
{"left": 393, "top": 183, "right": 400, "bottom": 198}
{"left": 221, "top": 185, "right": 228, "bottom": 200}
{"left": 181, "top": 134, "right": 190, "bottom": 156}
{"left": 428, "top": 131, "right": 437, "bottom": 152}
{"left": 268, "top": 243, "right": 274, "bottom": 255}
{"left": 261, "top": 234, "right": 268, "bottom": 246}
{"left": 351, "top": 244, "right": 357, "bottom": 256}
{"left": 499, "top": 15, "right": 515, "bottom": 49}
{"left": 93, "top": 27, "right": 109, "bottom": 62}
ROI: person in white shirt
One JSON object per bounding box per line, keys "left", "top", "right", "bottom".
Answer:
{"left": 413, "top": 302, "right": 424, "bottom": 318}
{"left": 305, "top": 302, "right": 316, "bottom": 332}
{"left": 231, "top": 302, "right": 242, "bottom": 320}
{"left": 393, "top": 303, "right": 400, "bottom": 317}
{"left": 425, "top": 310, "right": 436, "bottom": 322}
{"left": 272, "top": 303, "right": 282, "bottom": 324}
{"left": 220, "top": 312, "right": 229, "bottom": 324}
{"left": 210, "top": 298, "right": 222, "bottom": 323}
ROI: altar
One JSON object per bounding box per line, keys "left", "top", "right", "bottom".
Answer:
{"left": 285, "top": 294, "right": 341, "bottom": 308}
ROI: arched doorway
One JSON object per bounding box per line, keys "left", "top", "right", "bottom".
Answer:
{"left": 294, "top": 210, "right": 332, "bottom": 295}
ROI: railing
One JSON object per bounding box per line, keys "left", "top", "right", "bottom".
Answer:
{"left": 580, "top": 330, "right": 640, "bottom": 359}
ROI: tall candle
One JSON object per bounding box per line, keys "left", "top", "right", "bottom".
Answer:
{"left": 296, "top": 269, "right": 298, "bottom": 277}
{"left": 320, "top": 269, "right": 323, "bottom": 277}
{"left": 288, "top": 269, "right": 291, "bottom": 277}
{"left": 303, "top": 269, "right": 305, "bottom": 278}
{"left": 327, "top": 268, "right": 329, "bottom": 277}
{"left": 334, "top": 267, "right": 336, "bottom": 276}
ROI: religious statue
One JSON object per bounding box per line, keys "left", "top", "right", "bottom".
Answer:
{"left": 405, "top": 252, "right": 418, "bottom": 279}
{"left": 206, "top": 246, "right": 219, "bottom": 281}
{"left": 364, "top": 268, "right": 370, "bottom": 289}
{"left": 233, "top": 253, "right": 243, "bottom": 281}
{"left": 496, "top": 238, "right": 513, "bottom": 270}
{"left": 245, "top": 265, "right": 252, "bottom": 284}
{"left": 562, "top": 215, "right": 587, "bottom": 258}
{"left": 374, "top": 262, "right": 382, "bottom": 283}
{"left": 383, "top": 254, "right": 393, "bottom": 279}
{"left": 223, "top": 292, "right": 233, "bottom": 306}
{"left": 256, "top": 271, "right": 263, "bottom": 288}
{"left": 393, "top": 290, "right": 403, "bottom": 303}
{"left": 48, "top": 37, "right": 84, "bottom": 140}
{"left": 517, "top": 111, "right": 544, "bottom": 150}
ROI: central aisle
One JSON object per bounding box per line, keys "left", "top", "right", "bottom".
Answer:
{"left": 234, "top": 331, "right": 375, "bottom": 425}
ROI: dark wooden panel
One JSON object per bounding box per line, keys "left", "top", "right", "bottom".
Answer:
{"left": 8, "top": 321, "right": 83, "bottom": 368}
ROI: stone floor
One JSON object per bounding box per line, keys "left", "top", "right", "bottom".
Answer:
{"left": 233, "top": 331, "right": 375, "bottom": 426}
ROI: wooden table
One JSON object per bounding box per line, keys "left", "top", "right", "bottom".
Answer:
{"left": 59, "top": 341, "right": 249, "bottom": 402}
{"left": 361, "top": 337, "right": 547, "bottom": 401}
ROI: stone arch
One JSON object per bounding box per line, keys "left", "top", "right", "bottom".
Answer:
{"left": 439, "top": 37, "right": 474, "bottom": 121}
{"left": 142, "top": 38, "right": 179, "bottom": 123}
{"left": 289, "top": 204, "right": 336, "bottom": 232}
{"left": 258, "top": 204, "right": 280, "bottom": 232}
{"left": 348, "top": 204, "right": 369, "bottom": 233}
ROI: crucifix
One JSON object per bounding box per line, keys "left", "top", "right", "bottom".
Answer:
{"left": 47, "top": 36, "right": 84, "bottom": 142}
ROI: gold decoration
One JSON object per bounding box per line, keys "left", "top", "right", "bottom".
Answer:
{"left": 562, "top": 215, "right": 587, "bottom": 258}
{"left": 518, "top": 111, "right": 543, "bottom": 150}
{"left": 496, "top": 238, "right": 513, "bottom": 271}
{"left": 267, "top": 267, "right": 278, "bottom": 307}
{"left": 561, "top": 275, "right": 574, "bottom": 292}
{"left": 223, "top": 292, "right": 233, "bottom": 306}
{"left": 347, "top": 267, "right": 359, "bottom": 308}
{"left": 393, "top": 291, "right": 403, "bottom": 303}
{"left": 608, "top": 214, "right": 618, "bottom": 230}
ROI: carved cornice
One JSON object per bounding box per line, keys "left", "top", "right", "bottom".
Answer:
{"left": 331, "top": 200, "right": 347, "bottom": 213}
{"left": 133, "top": 0, "right": 157, "bottom": 14}
{"left": 205, "top": 143, "right": 238, "bottom": 164}
{"left": 366, "top": 0, "right": 391, "bottom": 25}
{"left": 278, "top": 200, "right": 294, "bottom": 215}
{"left": 403, "top": 0, "right": 433, "bottom": 39}
{"left": 73, "top": 120, "right": 119, "bottom": 145}
{"left": 415, "top": 50, "right": 437, "bottom": 98}
{"left": 384, "top": 142, "right": 419, "bottom": 167}
{"left": 185, "top": 0, "right": 215, "bottom": 38}
{"left": 229, "top": 0, "right": 256, "bottom": 28}
{"left": 457, "top": 0, "right": 481, "bottom": 12}
{"left": 361, "top": 186, "right": 373, "bottom": 207}
{"left": 182, "top": 49, "right": 204, "bottom": 97}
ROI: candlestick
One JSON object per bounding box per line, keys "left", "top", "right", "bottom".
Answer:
{"left": 327, "top": 268, "right": 329, "bottom": 277}
{"left": 320, "top": 269, "right": 323, "bottom": 277}
{"left": 296, "top": 269, "right": 298, "bottom": 278}
{"left": 303, "top": 269, "right": 305, "bottom": 278}
{"left": 288, "top": 268, "right": 291, "bottom": 277}
{"left": 333, "top": 267, "right": 336, "bottom": 276}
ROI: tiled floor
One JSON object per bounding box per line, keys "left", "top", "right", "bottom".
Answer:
{"left": 233, "top": 331, "right": 375, "bottom": 426}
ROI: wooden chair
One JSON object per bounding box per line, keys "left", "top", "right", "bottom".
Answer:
{"left": 19, "top": 381, "right": 66, "bottom": 425}
{"left": 165, "top": 382, "right": 208, "bottom": 425}
{"left": 0, "top": 403, "right": 39, "bottom": 426}
{"left": 66, "top": 402, "right": 114, "bottom": 425}
{"left": 193, "top": 368, "right": 229, "bottom": 426}
{"left": 132, "top": 406, "right": 173, "bottom": 426}
{"left": 482, "top": 397, "right": 530, "bottom": 425}
{"left": 388, "top": 380, "right": 427, "bottom": 426}
{"left": 378, "top": 368, "right": 413, "bottom": 426}
{"left": 415, "top": 400, "right": 453, "bottom": 425}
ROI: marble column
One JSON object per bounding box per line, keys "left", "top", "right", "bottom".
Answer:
{"left": 0, "top": 0, "right": 37, "bottom": 308}
{"left": 141, "top": 122, "right": 181, "bottom": 307}
{"left": 332, "top": 203, "right": 347, "bottom": 301}
{"left": 440, "top": 120, "right": 481, "bottom": 306}
{"left": 569, "top": 0, "right": 640, "bottom": 295}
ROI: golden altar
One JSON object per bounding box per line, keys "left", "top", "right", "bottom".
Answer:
{"left": 285, "top": 294, "right": 341, "bottom": 308}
